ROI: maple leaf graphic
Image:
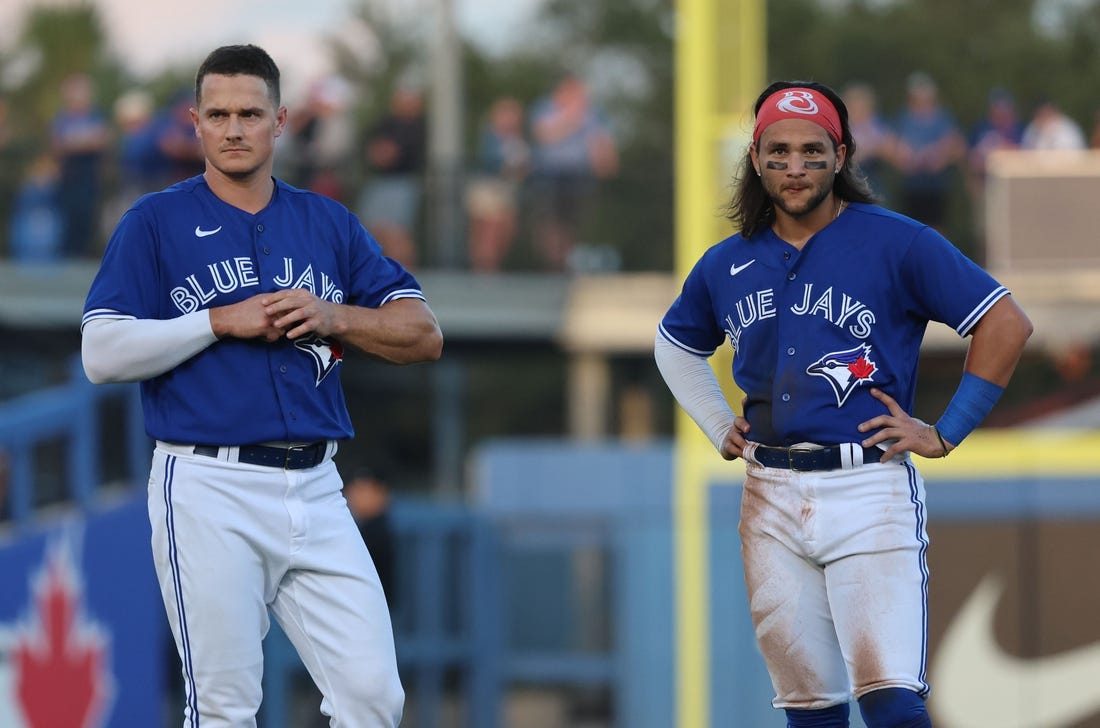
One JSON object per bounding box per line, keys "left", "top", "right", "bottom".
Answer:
{"left": 15, "top": 550, "right": 110, "bottom": 728}
{"left": 848, "top": 355, "right": 876, "bottom": 380}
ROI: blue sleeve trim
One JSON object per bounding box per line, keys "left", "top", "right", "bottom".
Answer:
{"left": 956, "top": 287, "right": 1009, "bottom": 337}
{"left": 657, "top": 324, "right": 715, "bottom": 356}
{"left": 379, "top": 289, "right": 427, "bottom": 305}
{"left": 80, "top": 310, "right": 135, "bottom": 331}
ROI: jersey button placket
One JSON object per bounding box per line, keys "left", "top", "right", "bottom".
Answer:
{"left": 775, "top": 259, "right": 799, "bottom": 428}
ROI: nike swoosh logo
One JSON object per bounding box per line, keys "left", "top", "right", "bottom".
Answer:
{"left": 729, "top": 259, "right": 756, "bottom": 276}
{"left": 194, "top": 226, "right": 222, "bottom": 238}
{"left": 930, "top": 573, "right": 1100, "bottom": 727}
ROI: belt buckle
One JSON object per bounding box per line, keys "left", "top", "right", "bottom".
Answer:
{"left": 787, "top": 445, "right": 816, "bottom": 472}
{"left": 284, "top": 444, "right": 306, "bottom": 469}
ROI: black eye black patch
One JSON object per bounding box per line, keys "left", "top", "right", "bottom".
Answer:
{"left": 804, "top": 161, "right": 829, "bottom": 170}
{"left": 765, "top": 161, "right": 788, "bottom": 170}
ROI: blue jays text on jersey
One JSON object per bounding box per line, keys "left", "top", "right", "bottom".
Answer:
{"left": 169, "top": 255, "right": 348, "bottom": 314}
{"left": 81, "top": 176, "right": 425, "bottom": 445}
{"left": 659, "top": 202, "right": 1008, "bottom": 447}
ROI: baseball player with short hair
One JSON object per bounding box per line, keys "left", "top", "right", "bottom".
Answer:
{"left": 656, "top": 80, "right": 1032, "bottom": 728}
{"left": 81, "top": 45, "right": 442, "bottom": 727}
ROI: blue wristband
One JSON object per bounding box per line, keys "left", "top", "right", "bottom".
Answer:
{"left": 935, "top": 372, "right": 1004, "bottom": 446}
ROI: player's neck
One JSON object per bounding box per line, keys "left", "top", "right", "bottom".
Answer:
{"left": 771, "top": 196, "right": 845, "bottom": 249}
{"left": 203, "top": 168, "right": 276, "bottom": 215}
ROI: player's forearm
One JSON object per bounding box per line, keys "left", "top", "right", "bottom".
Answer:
{"left": 654, "top": 333, "right": 736, "bottom": 451}
{"left": 81, "top": 312, "right": 218, "bottom": 384}
{"left": 934, "top": 296, "right": 1033, "bottom": 448}
{"left": 333, "top": 299, "right": 443, "bottom": 364}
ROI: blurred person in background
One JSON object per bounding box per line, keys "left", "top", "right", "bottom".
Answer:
{"left": 0, "top": 95, "right": 10, "bottom": 154}
{"left": 284, "top": 74, "right": 356, "bottom": 203}
{"left": 465, "top": 96, "right": 531, "bottom": 272}
{"left": 108, "top": 89, "right": 160, "bottom": 217}
{"left": 891, "top": 71, "right": 966, "bottom": 232}
{"left": 0, "top": 96, "right": 15, "bottom": 256}
{"left": 1021, "top": 96, "right": 1087, "bottom": 150}
{"left": 9, "top": 153, "right": 63, "bottom": 264}
{"left": 966, "top": 87, "right": 1024, "bottom": 256}
{"left": 51, "top": 72, "right": 111, "bottom": 259}
{"left": 528, "top": 73, "right": 618, "bottom": 272}
{"left": 1090, "top": 108, "right": 1100, "bottom": 149}
{"left": 358, "top": 81, "right": 427, "bottom": 269}
{"left": 344, "top": 466, "right": 397, "bottom": 608}
{"left": 841, "top": 82, "right": 895, "bottom": 201}
{"left": 151, "top": 88, "right": 207, "bottom": 185}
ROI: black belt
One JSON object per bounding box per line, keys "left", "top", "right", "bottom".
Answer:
{"left": 193, "top": 442, "right": 328, "bottom": 470}
{"left": 752, "top": 444, "right": 883, "bottom": 472}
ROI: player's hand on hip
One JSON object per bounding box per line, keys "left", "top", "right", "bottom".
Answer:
{"left": 262, "top": 288, "right": 338, "bottom": 340}
{"left": 210, "top": 296, "right": 285, "bottom": 342}
{"left": 857, "top": 387, "right": 948, "bottom": 461}
{"left": 719, "top": 415, "right": 752, "bottom": 461}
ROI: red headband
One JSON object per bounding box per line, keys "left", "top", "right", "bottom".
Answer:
{"left": 752, "top": 88, "right": 842, "bottom": 145}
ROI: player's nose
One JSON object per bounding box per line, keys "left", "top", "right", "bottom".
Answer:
{"left": 786, "top": 154, "right": 811, "bottom": 174}
{"left": 225, "top": 114, "right": 245, "bottom": 139}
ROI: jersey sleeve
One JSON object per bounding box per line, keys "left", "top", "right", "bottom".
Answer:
{"left": 82, "top": 205, "right": 162, "bottom": 328}
{"left": 900, "top": 226, "right": 1009, "bottom": 336}
{"left": 658, "top": 254, "right": 726, "bottom": 356}
{"left": 345, "top": 218, "right": 425, "bottom": 308}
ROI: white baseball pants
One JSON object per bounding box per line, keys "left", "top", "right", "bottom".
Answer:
{"left": 738, "top": 457, "right": 930, "bottom": 710}
{"left": 148, "top": 443, "right": 404, "bottom": 727}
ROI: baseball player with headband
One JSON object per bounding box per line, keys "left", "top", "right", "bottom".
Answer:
{"left": 81, "top": 45, "right": 442, "bottom": 726}
{"left": 656, "top": 80, "right": 1032, "bottom": 728}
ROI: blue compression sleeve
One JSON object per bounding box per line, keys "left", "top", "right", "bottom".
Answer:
{"left": 935, "top": 371, "right": 1004, "bottom": 446}
{"left": 786, "top": 702, "right": 849, "bottom": 727}
{"left": 858, "top": 687, "right": 930, "bottom": 728}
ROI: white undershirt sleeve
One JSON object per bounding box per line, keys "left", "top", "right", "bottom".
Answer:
{"left": 654, "top": 332, "right": 736, "bottom": 452}
{"left": 81, "top": 311, "right": 218, "bottom": 384}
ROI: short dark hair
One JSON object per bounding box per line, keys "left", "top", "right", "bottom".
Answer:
{"left": 727, "top": 80, "right": 877, "bottom": 238}
{"left": 195, "top": 44, "right": 281, "bottom": 107}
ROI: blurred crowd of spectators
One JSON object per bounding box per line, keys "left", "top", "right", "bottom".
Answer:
{"left": 2, "top": 68, "right": 1099, "bottom": 271}
{"left": 0, "top": 70, "right": 619, "bottom": 274}
{"left": 843, "top": 72, "right": 1100, "bottom": 254}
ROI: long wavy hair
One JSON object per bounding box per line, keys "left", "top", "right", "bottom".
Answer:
{"left": 726, "top": 80, "right": 877, "bottom": 238}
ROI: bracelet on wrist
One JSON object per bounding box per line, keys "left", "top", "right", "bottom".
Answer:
{"left": 931, "top": 425, "right": 949, "bottom": 458}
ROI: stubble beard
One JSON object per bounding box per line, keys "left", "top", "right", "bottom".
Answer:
{"left": 769, "top": 180, "right": 833, "bottom": 219}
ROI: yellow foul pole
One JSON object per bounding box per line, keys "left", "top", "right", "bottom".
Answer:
{"left": 673, "top": 1, "right": 765, "bottom": 726}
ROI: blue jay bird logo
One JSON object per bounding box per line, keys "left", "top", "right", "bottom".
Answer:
{"left": 294, "top": 334, "right": 343, "bottom": 386}
{"left": 806, "top": 343, "right": 878, "bottom": 407}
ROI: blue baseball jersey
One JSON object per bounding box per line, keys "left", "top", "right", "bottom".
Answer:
{"left": 82, "top": 175, "right": 425, "bottom": 445}
{"left": 659, "top": 203, "right": 1008, "bottom": 446}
